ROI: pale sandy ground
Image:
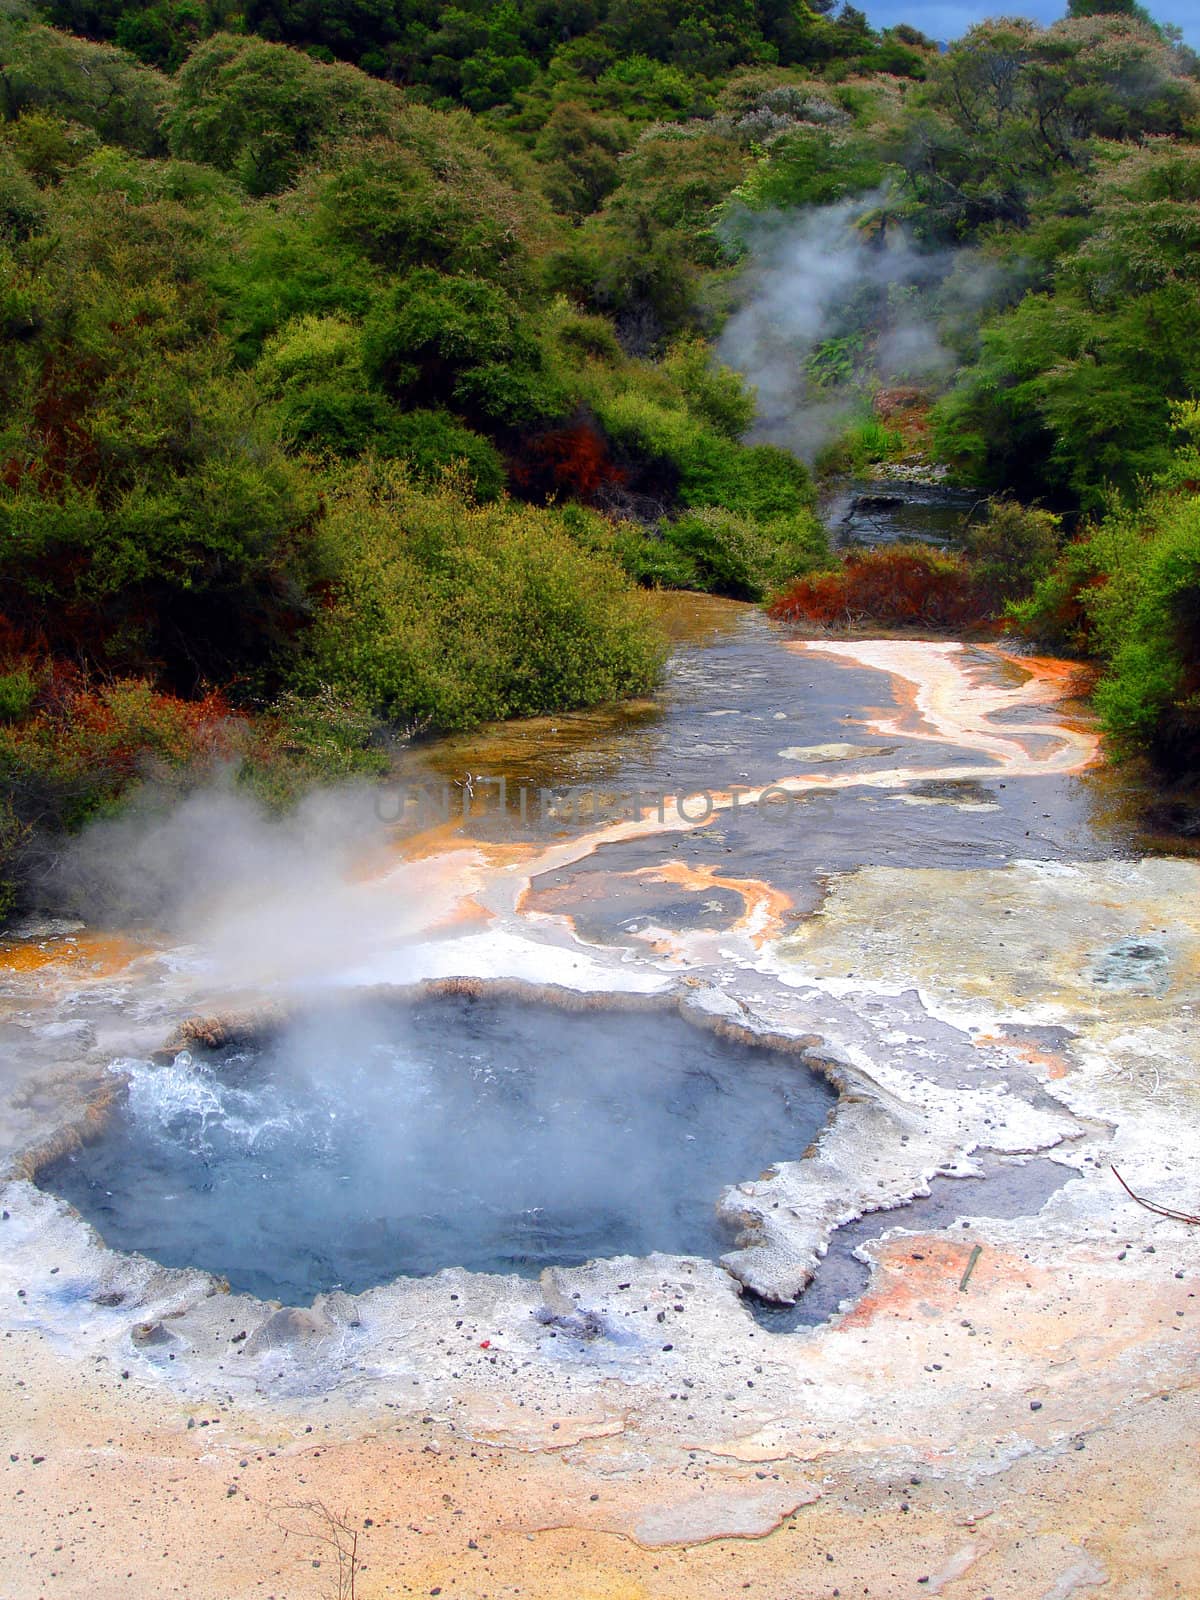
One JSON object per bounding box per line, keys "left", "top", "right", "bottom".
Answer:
{"left": 4, "top": 1322, "right": 1198, "bottom": 1599}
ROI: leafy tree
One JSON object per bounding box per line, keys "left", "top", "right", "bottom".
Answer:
{"left": 898, "top": 14, "right": 1197, "bottom": 237}
{"left": 362, "top": 268, "right": 567, "bottom": 424}
{"left": 933, "top": 141, "right": 1200, "bottom": 507}
{"left": 168, "top": 33, "right": 396, "bottom": 194}
{"left": 0, "top": 6, "right": 170, "bottom": 153}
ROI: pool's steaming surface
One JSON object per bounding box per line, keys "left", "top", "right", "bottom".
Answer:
{"left": 40, "top": 996, "right": 835, "bottom": 1303}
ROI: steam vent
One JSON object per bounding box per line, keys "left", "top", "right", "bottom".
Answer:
{"left": 4, "top": 8, "right": 1200, "bottom": 1591}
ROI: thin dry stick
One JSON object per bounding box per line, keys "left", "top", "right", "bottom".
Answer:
{"left": 272, "top": 1499, "right": 360, "bottom": 1600}
{"left": 1111, "top": 1166, "right": 1200, "bottom": 1227}
{"left": 958, "top": 1243, "right": 983, "bottom": 1291}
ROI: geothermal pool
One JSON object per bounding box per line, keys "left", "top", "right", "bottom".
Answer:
{"left": 37, "top": 995, "right": 835, "bottom": 1302}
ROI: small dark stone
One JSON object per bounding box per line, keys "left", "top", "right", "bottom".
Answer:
{"left": 1030, "top": 1400, "right": 1043, "bottom": 1411}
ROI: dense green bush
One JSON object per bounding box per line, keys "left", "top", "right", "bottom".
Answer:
{"left": 0, "top": 6, "right": 170, "bottom": 154}
{"left": 961, "top": 498, "right": 1061, "bottom": 603}
{"left": 363, "top": 269, "right": 567, "bottom": 425}
{"left": 1014, "top": 407, "right": 1200, "bottom": 767}
{"left": 298, "top": 462, "right": 667, "bottom": 732}
{"left": 648, "top": 508, "right": 827, "bottom": 600}
{"left": 168, "top": 33, "right": 395, "bottom": 194}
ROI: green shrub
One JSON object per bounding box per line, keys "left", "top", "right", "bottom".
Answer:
{"left": 613, "top": 507, "right": 826, "bottom": 599}
{"left": 382, "top": 410, "right": 506, "bottom": 501}
{"left": 550, "top": 310, "right": 623, "bottom": 365}
{"left": 723, "top": 128, "right": 885, "bottom": 216}
{"left": 1013, "top": 407, "right": 1200, "bottom": 766}
{"left": 661, "top": 339, "right": 755, "bottom": 440}
{"left": 168, "top": 33, "right": 395, "bottom": 195}
{"left": 363, "top": 269, "right": 567, "bottom": 425}
{"left": 2, "top": 110, "right": 99, "bottom": 186}
{"left": 0, "top": 144, "right": 46, "bottom": 240}
{"left": 660, "top": 508, "right": 826, "bottom": 600}
{"left": 594, "top": 389, "right": 811, "bottom": 517}
{"left": 309, "top": 109, "right": 549, "bottom": 280}
{"left": 815, "top": 415, "right": 904, "bottom": 477}
{"left": 257, "top": 315, "right": 509, "bottom": 493}
{"left": 0, "top": 11, "right": 170, "bottom": 156}
{"left": 0, "top": 667, "right": 37, "bottom": 722}
{"left": 241, "top": 687, "right": 389, "bottom": 806}
{"left": 297, "top": 461, "right": 666, "bottom": 731}
{"left": 961, "top": 497, "right": 1061, "bottom": 603}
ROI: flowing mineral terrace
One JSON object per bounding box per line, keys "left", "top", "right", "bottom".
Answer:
{"left": 2, "top": 597, "right": 1199, "bottom": 1599}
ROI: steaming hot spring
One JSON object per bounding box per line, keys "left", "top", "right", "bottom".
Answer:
{"left": 35, "top": 990, "right": 836, "bottom": 1303}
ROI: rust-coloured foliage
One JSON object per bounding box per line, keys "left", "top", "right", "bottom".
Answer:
{"left": 768, "top": 544, "right": 990, "bottom": 630}
{"left": 1, "top": 353, "right": 105, "bottom": 496}
{"left": 510, "top": 422, "right": 626, "bottom": 503}
{"left": 2, "top": 667, "right": 239, "bottom": 802}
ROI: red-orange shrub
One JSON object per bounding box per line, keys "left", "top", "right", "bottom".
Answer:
{"left": 768, "top": 544, "right": 990, "bottom": 630}
{"left": 510, "top": 422, "right": 626, "bottom": 502}
{"left": 0, "top": 673, "right": 243, "bottom": 828}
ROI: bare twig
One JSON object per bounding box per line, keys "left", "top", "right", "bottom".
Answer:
{"left": 1111, "top": 1166, "right": 1200, "bottom": 1227}
{"left": 958, "top": 1243, "right": 983, "bottom": 1291}
{"left": 272, "top": 1499, "right": 360, "bottom": 1600}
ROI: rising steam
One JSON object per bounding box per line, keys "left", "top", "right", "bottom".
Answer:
{"left": 44, "top": 778, "right": 413, "bottom": 990}
{"left": 717, "top": 192, "right": 999, "bottom": 460}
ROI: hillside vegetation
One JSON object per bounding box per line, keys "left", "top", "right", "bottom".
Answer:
{"left": 1, "top": 0, "right": 1199, "bottom": 911}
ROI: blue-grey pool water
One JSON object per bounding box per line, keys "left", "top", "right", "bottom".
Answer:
{"left": 40, "top": 995, "right": 835, "bottom": 1304}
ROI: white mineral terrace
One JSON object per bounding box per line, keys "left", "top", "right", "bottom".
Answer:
{"left": 2, "top": 617, "right": 1198, "bottom": 1598}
